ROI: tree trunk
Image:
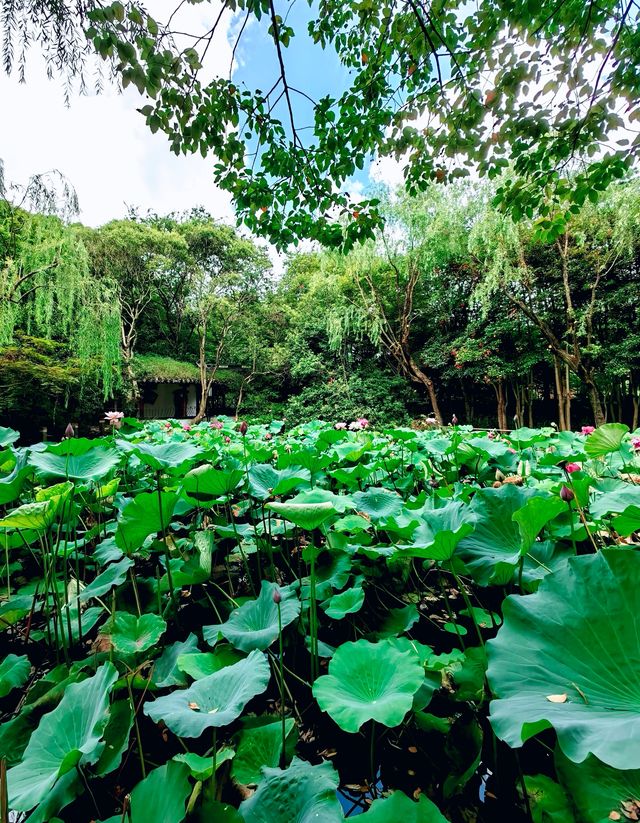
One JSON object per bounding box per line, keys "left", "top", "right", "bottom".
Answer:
{"left": 553, "top": 358, "right": 567, "bottom": 431}
{"left": 492, "top": 379, "right": 508, "bottom": 430}
{"left": 408, "top": 357, "right": 442, "bottom": 424}
{"left": 586, "top": 380, "right": 606, "bottom": 427}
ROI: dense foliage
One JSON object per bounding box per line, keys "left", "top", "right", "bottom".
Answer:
{"left": 2, "top": 1, "right": 640, "bottom": 247}
{"left": 0, "top": 417, "right": 639, "bottom": 821}
{"left": 2, "top": 178, "right": 639, "bottom": 438}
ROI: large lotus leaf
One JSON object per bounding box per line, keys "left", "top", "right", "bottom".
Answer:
{"left": 109, "top": 612, "right": 166, "bottom": 655}
{"left": 584, "top": 423, "right": 628, "bottom": 458}
{"left": 556, "top": 749, "right": 640, "bottom": 823}
{"left": 115, "top": 491, "right": 179, "bottom": 552}
{"left": 28, "top": 447, "right": 120, "bottom": 480}
{"left": 398, "top": 501, "right": 474, "bottom": 560}
{"left": 352, "top": 487, "right": 403, "bottom": 520}
{"left": 313, "top": 639, "right": 424, "bottom": 732}
{"left": 8, "top": 662, "right": 118, "bottom": 812}
{"left": 0, "top": 653, "right": 30, "bottom": 697}
{"left": 100, "top": 761, "right": 191, "bottom": 823}
{"left": 0, "top": 500, "right": 56, "bottom": 531}
{"left": 512, "top": 495, "right": 565, "bottom": 551}
{"left": 203, "top": 580, "right": 301, "bottom": 652}
{"left": 144, "top": 650, "right": 270, "bottom": 737}
{"left": 248, "top": 463, "right": 311, "bottom": 499}
{"left": 239, "top": 757, "right": 343, "bottom": 822}
{"left": 283, "top": 488, "right": 355, "bottom": 513}
{"left": 131, "top": 441, "right": 201, "bottom": 473}
{"left": 232, "top": 717, "right": 296, "bottom": 785}
{"left": 182, "top": 464, "right": 244, "bottom": 499}
{"left": 365, "top": 791, "right": 447, "bottom": 822}
{"left": 487, "top": 550, "right": 640, "bottom": 769}
{"left": 457, "top": 485, "right": 554, "bottom": 586}
{"left": 266, "top": 500, "right": 335, "bottom": 530}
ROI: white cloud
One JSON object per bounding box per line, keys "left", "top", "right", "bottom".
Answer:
{"left": 0, "top": 1, "right": 238, "bottom": 227}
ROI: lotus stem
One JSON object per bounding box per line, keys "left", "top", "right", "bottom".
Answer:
{"left": 276, "top": 597, "right": 287, "bottom": 767}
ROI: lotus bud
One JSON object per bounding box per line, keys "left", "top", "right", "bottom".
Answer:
{"left": 495, "top": 469, "right": 505, "bottom": 481}
{"left": 565, "top": 462, "right": 581, "bottom": 473}
{"left": 451, "top": 414, "right": 458, "bottom": 425}
{"left": 239, "top": 420, "right": 248, "bottom": 436}
{"left": 273, "top": 587, "right": 282, "bottom": 604}
{"left": 64, "top": 422, "right": 74, "bottom": 438}
{"left": 560, "top": 485, "right": 575, "bottom": 503}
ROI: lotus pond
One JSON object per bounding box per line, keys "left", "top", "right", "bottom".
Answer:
{"left": 1, "top": 417, "right": 640, "bottom": 822}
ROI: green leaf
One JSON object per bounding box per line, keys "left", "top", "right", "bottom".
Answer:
{"left": 266, "top": 500, "right": 335, "bottom": 530}
{"left": 249, "top": 464, "right": 311, "bottom": 499}
{"left": 100, "top": 761, "right": 191, "bottom": 823}
{"left": 583, "top": 423, "right": 629, "bottom": 458}
{"left": 182, "top": 464, "right": 243, "bottom": 499}
{"left": 365, "top": 791, "right": 448, "bottom": 821}
{"left": 78, "top": 558, "right": 133, "bottom": 604}
{"left": 131, "top": 441, "right": 201, "bottom": 473}
{"left": 321, "top": 581, "right": 365, "bottom": 619}
{"left": 313, "top": 639, "right": 424, "bottom": 732}
{"left": 399, "top": 501, "right": 474, "bottom": 560}
{"left": 487, "top": 550, "right": 640, "bottom": 768}
{"left": 523, "top": 773, "right": 575, "bottom": 823}
{"left": 239, "top": 757, "right": 343, "bottom": 822}
{"left": 0, "top": 500, "right": 56, "bottom": 530}
{"left": 173, "top": 748, "right": 234, "bottom": 780}
{"left": 352, "top": 487, "right": 403, "bottom": 520}
{"left": 109, "top": 612, "right": 166, "bottom": 655}
{"left": 0, "top": 653, "right": 30, "bottom": 698}
{"left": 115, "top": 491, "right": 179, "bottom": 553}
{"left": 29, "top": 447, "right": 120, "bottom": 481}
{"left": 144, "top": 650, "right": 270, "bottom": 737}
{"left": 177, "top": 646, "right": 242, "bottom": 679}
{"left": 556, "top": 749, "right": 640, "bottom": 823}
{"left": 95, "top": 699, "right": 134, "bottom": 776}
{"left": 152, "top": 634, "right": 200, "bottom": 688}
{"left": 233, "top": 717, "right": 296, "bottom": 785}
{"left": 8, "top": 663, "right": 118, "bottom": 812}
{"left": 458, "top": 486, "right": 556, "bottom": 585}
{"left": 512, "top": 495, "right": 565, "bottom": 552}
{"left": 203, "top": 580, "right": 300, "bottom": 652}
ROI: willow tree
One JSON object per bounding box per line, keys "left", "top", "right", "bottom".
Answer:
{"left": 470, "top": 182, "right": 640, "bottom": 427}
{"left": 82, "top": 219, "right": 188, "bottom": 406}
{"left": 329, "top": 186, "right": 473, "bottom": 423}
{"left": 0, "top": 163, "right": 121, "bottom": 397}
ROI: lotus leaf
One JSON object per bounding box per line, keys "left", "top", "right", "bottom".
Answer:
{"left": 144, "top": 650, "right": 270, "bottom": 737}
{"left": 488, "top": 550, "right": 640, "bottom": 769}
{"left": 313, "top": 639, "right": 424, "bottom": 732}
{"left": 204, "top": 580, "right": 300, "bottom": 652}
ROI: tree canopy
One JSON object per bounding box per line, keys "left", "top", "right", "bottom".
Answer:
{"left": 2, "top": 0, "right": 639, "bottom": 247}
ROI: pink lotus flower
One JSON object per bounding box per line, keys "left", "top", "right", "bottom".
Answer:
{"left": 104, "top": 411, "right": 124, "bottom": 429}
{"left": 182, "top": 422, "right": 192, "bottom": 432}
{"left": 265, "top": 432, "right": 273, "bottom": 441}
{"left": 565, "top": 462, "right": 581, "bottom": 473}
{"left": 224, "top": 436, "right": 231, "bottom": 444}
{"left": 356, "top": 417, "right": 369, "bottom": 429}
{"left": 210, "top": 420, "right": 223, "bottom": 430}
{"left": 348, "top": 421, "right": 363, "bottom": 431}
{"left": 632, "top": 436, "right": 640, "bottom": 451}
{"left": 164, "top": 421, "right": 172, "bottom": 430}
{"left": 581, "top": 426, "right": 595, "bottom": 435}
{"left": 334, "top": 422, "right": 347, "bottom": 430}
{"left": 488, "top": 431, "right": 496, "bottom": 440}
